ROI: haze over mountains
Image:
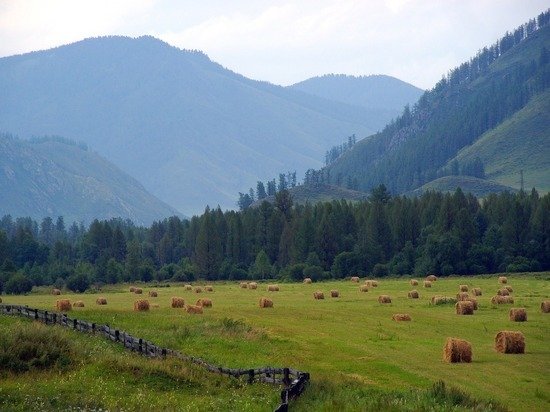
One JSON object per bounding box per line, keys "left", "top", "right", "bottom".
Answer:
{"left": 0, "top": 35, "right": 421, "bottom": 216}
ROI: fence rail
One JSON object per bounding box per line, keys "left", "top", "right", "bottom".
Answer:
{"left": 0, "top": 304, "right": 309, "bottom": 411}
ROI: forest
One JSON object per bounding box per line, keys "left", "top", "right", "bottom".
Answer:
{"left": 0, "top": 187, "right": 548, "bottom": 294}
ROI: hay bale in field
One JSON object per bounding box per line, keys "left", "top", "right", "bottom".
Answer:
{"left": 408, "top": 290, "right": 419, "bottom": 299}
{"left": 456, "top": 292, "right": 470, "bottom": 301}
{"left": 378, "top": 295, "right": 391, "bottom": 304}
{"left": 184, "top": 284, "right": 192, "bottom": 291}
{"left": 330, "top": 290, "right": 340, "bottom": 298}
{"left": 542, "top": 300, "right": 550, "bottom": 313}
{"left": 196, "top": 298, "right": 212, "bottom": 308}
{"left": 456, "top": 301, "right": 474, "bottom": 315}
{"left": 472, "top": 288, "right": 482, "bottom": 296}
{"left": 313, "top": 291, "right": 324, "bottom": 300}
{"left": 431, "top": 296, "right": 456, "bottom": 305}
{"left": 495, "top": 331, "right": 525, "bottom": 354}
{"left": 443, "top": 338, "right": 472, "bottom": 363}
{"left": 134, "top": 288, "right": 143, "bottom": 294}
{"left": 194, "top": 286, "right": 203, "bottom": 293}
{"left": 359, "top": 285, "right": 369, "bottom": 292}
{"left": 151, "top": 304, "right": 160, "bottom": 308}
{"left": 392, "top": 314, "right": 411, "bottom": 321}
{"left": 498, "top": 276, "right": 507, "bottom": 284}
{"left": 410, "top": 279, "right": 419, "bottom": 286}
{"left": 509, "top": 308, "right": 527, "bottom": 322}
{"left": 267, "top": 284, "right": 279, "bottom": 292}
{"left": 351, "top": 276, "right": 360, "bottom": 283}
{"left": 497, "top": 288, "right": 510, "bottom": 296}
{"left": 96, "top": 297, "right": 107, "bottom": 305}
{"left": 52, "top": 288, "right": 61, "bottom": 295}
{"left": 240, "top": 282, "right": 248, "bottom": 288}
{"left": 426, "top": 274, "right": 438, "bottom": 282}
{"left": 491, "top": 295, "right": 514, "bottom": 304}
{"left": 459, "top": 285, "right": 468, "bottom": 292}
{"left": 205, "top": 285, "right": 213, "bottom": 292}
{"left": 72, "top": 300, "right": 85, "bottom": 308}
{"left": 171, "top": 297, "right": 185, "bottom": 308}
{"left": 365, "top": 280, "right": 378, "bottom": 287}
{"left": 133, "top": 299, "right": 150, "bottom": 311}
{"left": 148, "top": 290, "right": 158, "bottom": 297}
{"left": 424, "top": 280, "right": 432, "bottom": 288}
{"left": 185, "top": 304, "right": 203, "bottom": 314}
{"left": 259, "top": 297, "right": 273, "bottom": 308}
{"left": 303, "top": 278, "right": 312, "bottom": 284}
{"left": 466, "top": 298, "right": 478, "bottom": 310}
{"left": 56, "top": 299, "right": 72, "bottom": 311}
{"left": 505, "top": 286, "right": 513, "bottom": 293}
{"left": 248, "top": 282, "right": 258, "bottom": 290}
{"left": 129, "top": 286, "right": 136, "bottom": 292}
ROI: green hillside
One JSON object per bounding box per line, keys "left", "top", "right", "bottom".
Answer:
{"left": 252, "top": 184, "right": 368, "bottom": 207}
{"left": 406, "top": 176, "right": 516, "bottom": 198}
{"left": 448, "top": 89, "right": 550, "bottom": 192}
{"left": 0, "top": 135, "right": 180, "bottom": 224}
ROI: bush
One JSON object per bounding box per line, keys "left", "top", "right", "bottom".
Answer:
{"left": 4, "top": 273, "right": 33, "bottom": 295}
{"left": 303, "top": 265, "right": 324, "bottom": 282}
{"left": 0, "top": 321, "right": 76, "bottom": 373}
{"left": 66, "top": 272, "right": 90, "bottom": 293}
{"left": 372, "top": 263, "right": 389, "bottom": 277}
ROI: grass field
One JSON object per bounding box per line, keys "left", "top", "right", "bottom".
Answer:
{"left": 1, "top": 274, "right": 549, "bottom": 411}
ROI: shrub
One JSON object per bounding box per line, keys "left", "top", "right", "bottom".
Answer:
{"left": 4, "top": 273, "right": 33, "bottom": 294}
{"left": 372, "top": 264, "right": 389, "bottom": 277}
{"left": 66, "top": 272, "right": 90, "bottom": 293}
{"left": 303, "top": 265, "right": 324, "bottom": 282}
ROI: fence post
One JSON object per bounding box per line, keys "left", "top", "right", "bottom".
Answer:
{"left": 283, "top": 368, "right": 291, "bottom": 386}
{"left": 248, "top": 369, "right": 255, "bottom": 384}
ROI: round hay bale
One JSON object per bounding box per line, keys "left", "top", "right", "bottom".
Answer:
{"left": 472, "top": 288, "right": 482, "bottom": 296}
{"left": 56, "top": 299, "right": 72, "bottom": 311}
{"left": 431, "top": 296, "right": 456, "bottom": 305}
{"left": 129, "top": 286, "right": 136, "bottom": 292}
{"left": 392, "top": 314, "right": 411, "bottom": 321}
{"left": 330, "top": 290, "right": 340, "bottom": 298}
{"left": 313, "top": 291, "right": 324, "bottom": 300}
{"left": 73, "top": 300, "right": 85, "bottom": 308}
{"left": 424, "top": 280, "right": 432, "bottom": 288}
{"left": 378, "top": 295, "right": 391, "bottom": 304}
{"left": 133, "top": 299, "right": 149, "bottom": 311}
{"left": 443, "top": 338, "right": 472, "bottom": 363}
{"left": 171, "top": 297, "right": 185, "bottom": 308}
{"left": 495, "top": 331, "right": 525, "bottom": 354}
{"left": 498, "top": 276, "right": 508, "bottom": 284}
{"left": 410, "top": 279, "right": 419, "bottom": 286}
{"left": 505, "top": 286, "right": 513, "bottom": 293}
{"left": 456, "top": 292, "right": 470, "bottom": 301}
{"left": 497, "top": 288, "right": 510, "bottom": 296}
{"left": 267, "top": 284, "right": 279, "bottom": 292}
{"left": 186, "top": 304, "right": 203, "bottom": 314}
{"left": 248, "top": 282, "right": 258, "bottom": 290}
{"left": 205, "top": 285, "right": 214, "bottom": 292}
{"left": 364, "top": 280, "right": 378, "bottom": 287}
{"left": 351, "top": 276, "right": 360, "bottom": 283}
{"left": 52, "top": 288, "right": 61, "bottom": 295}
{"left": 359, "top": 285, "right": 369, "bottom": 292}
{"left": 240, "top": 282, "right": 248, "bottom": 288}
{"left": 184, "top": 284, "right": 192, "bottom": 291}
{"left": 148, "top": 290, "right": 158, "bottom": 297}
{"left": 426, "top": 274, "right": 438, "bottom": 282}
{"left": 134, "top": 288, "right": 143, "bottom": 295}
{"left": 509, "top": 308, "right": 527, "bottom": 322}
{"left": 259, "top": 297, "right": 273, "bottom": 308}
{"left": 459, "top": 285, "right": 468, "bottom": 292}
{"left": 466, "top": 298, "right": 478, "bottom": 310}
{"left": 96, "top": 297, "right": 107, "bottom": 305}
{"left": 196, "top": 298, "right": 212, "bottom": 308}
{"left": 303, "top": 278, "right": 312, "bottom": 284}
{"left": 491, "top": 295, "right": 514, "bottom": 304}
{"left": 194, "top": 286, "right": 203, "bottom": 293}
{"left": 542, "top": 300, "right": 550, "bottom": 313}
{"left": 455, "top": 301, "right": 474, "bottom": 315}
{"left": 408, "top": 290, "right": 419, "bottom": 299}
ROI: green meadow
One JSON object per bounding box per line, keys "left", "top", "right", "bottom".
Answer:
{"left": 1, "top": 274, "right": 549, "bottom": 411}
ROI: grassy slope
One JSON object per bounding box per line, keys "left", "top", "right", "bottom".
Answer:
{"left": 252, "top": 184, "right": 368, "bottom": 207}
{"left": 449, "top": 90, "right": 550, "bottom": 193}
{"left": 406, "top": 176, "right": 516, "bottom": 198}
{"left": 1, "top": 274, "right": 549, "bottom": 411}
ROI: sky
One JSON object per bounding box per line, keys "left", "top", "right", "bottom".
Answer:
{"left": 0, "top": 0, "right": 548, "bottom": 89}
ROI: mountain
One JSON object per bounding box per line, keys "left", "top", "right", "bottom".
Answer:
{"left": 252, "top": 184, "right": 368, "bottom": 207}
{"left": 405, "top": 176, "right": 517, "bottom": 198}
{"left": 323, "top": 14, "right": 550, "bottom": 196}
{"left": 0, "top": 134, "right": 180, "bottom": 225}
{"left": 289, "top": 74, "right": 423, "bottom": 115}
{"left": 0, "top": 36, "right": 412, "bottom": 215}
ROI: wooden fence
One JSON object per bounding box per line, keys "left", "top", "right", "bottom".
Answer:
{"left": 0, "top": 304, "right": 309, "bottom": 411}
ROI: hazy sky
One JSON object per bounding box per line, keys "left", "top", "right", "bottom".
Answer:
{"left": 0, "top": 0, "right": 548, "bottom": 89}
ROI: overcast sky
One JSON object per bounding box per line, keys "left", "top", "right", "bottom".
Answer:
{"left": 0, "top": 0, "right": 548, "bottom": 89}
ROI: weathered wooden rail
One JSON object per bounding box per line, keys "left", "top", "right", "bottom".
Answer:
{"left": 0, "top": 304, "right": 309, "bottom": 411}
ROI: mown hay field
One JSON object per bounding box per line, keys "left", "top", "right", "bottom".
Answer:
{"left": 1, "top": 273, "right": 549, "bottom": 411}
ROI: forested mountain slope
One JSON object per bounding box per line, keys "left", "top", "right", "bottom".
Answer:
{"left": 324, "top": 13, "right": 550, "bottom": 195}
{"left": 0, "top": 135, "right": 179, "bottom": 224}
{"left": 0, "top": 36, "right": 411, "bottom": 214}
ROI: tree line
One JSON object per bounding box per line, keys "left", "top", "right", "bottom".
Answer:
{"left": 0, "top": 187, "right": 548, "bottom": 294}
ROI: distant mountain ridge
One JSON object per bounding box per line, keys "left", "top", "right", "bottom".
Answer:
{"left": 0, "top": 35, "right": 422, "bottom": 215}
{"left": 0, "top": 134, "right": 180, "bottom": 224}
